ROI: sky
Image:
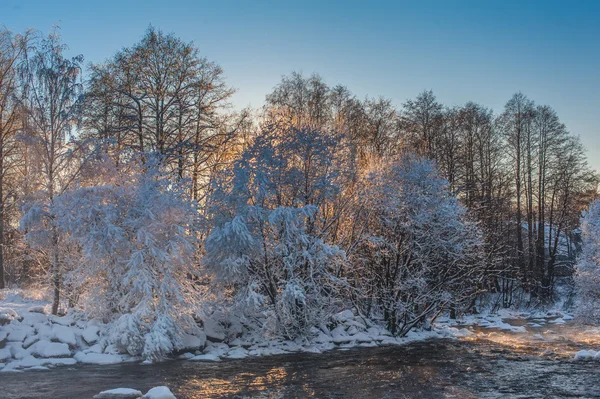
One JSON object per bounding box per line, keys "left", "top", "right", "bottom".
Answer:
{"left": 3, "top": 0, "right": 599, "bottom": 171}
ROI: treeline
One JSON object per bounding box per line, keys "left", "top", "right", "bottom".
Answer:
{"left": 0, "top": 26, "right": 597, "bottom": 357}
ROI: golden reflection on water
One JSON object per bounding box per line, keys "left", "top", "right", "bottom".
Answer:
{"left": 461, "top": 323, "right": 600, "bottom": 358}
{"left": 176, "top": 367, "right": 300, "bottom": 398}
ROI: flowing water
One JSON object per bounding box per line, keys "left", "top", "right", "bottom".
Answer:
{"left": 1, "top": 318, "right": 600, "bottom": 399}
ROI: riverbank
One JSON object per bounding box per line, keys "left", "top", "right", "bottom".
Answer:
{"left": 0, "top": 288, "right": 583, "bottom": 374}
{"left": 2, "top": 316, "right": 600, "bottom": 399}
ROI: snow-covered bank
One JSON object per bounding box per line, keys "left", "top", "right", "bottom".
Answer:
{"left": 0, "top": 289, "right": 577, "bottom": 373}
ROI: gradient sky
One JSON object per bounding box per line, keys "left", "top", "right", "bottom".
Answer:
{"left": 3, "top": 0, "right": 599, "bottom": 171}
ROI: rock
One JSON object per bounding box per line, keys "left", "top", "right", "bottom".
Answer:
{"left": 189, "top": 353, "right": 221, "bottom": 362}
{"left": 22, "top": 334, "right": 40, "bottom": 349}
{"left": 82, "top": 326, "right": 101, "bottom": 345}
{"left": 27, "top": 306, "right": 46, "bottom": 314}
{"left": 104, "top": 344, "right": 120, "bottom": 354}
{"left": 0, "top": 308, "right": 19, "bottom": 326}
{"left": 93, "top": 388, "right": 143, "bottom": 399}
{"left": 86, "top": 343, "right": 103, "bottom": 354}
{"left": 203, "top": 318, "right": 225, "bottom": 343}
{"left": 20, "top": 312, "right": 49, "bottom": 327}
{"left": 74, "top": 352, "right": 124, "bottom": 365}
{"left": 225, "top": 346, "right": 248, "bottom": 359}
{"left": 142, "top": 386, "right": 176, "bottom": 399}
{"left": 28, "top": 340, "right": 71, "bottom": 358}
{"left": 335, "top": 309, "right": 355, "bottom": 322}
{"left": 48, "top": 315, "right": 74, "bottom": 326}
{"left": 226, "top": 314, "right": 244, "bottom": 339}
{"left": 350, "top": 332, "right": 373, "bottom": 343}
{"left": 52, "top": 324, "right": 77, "bottom": 346}
{"left": 6, "top": 326, "right": 34, "bottom": 343}
{"left": 575, "top": 350, "right": 596, "bottom": 360}
{"left": 180, "top": 333, "right": 206, "bottom": 351}
{"left": 0, "top": 347, "right": 11, "bottom": 362}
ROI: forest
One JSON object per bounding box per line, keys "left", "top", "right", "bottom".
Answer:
{"left": 0, "top": 26, "right": 598, "bottom": 362}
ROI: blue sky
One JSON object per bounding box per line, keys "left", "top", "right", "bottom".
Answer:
{"left": 3, "top": 0, "right": 599, "bottom": 171}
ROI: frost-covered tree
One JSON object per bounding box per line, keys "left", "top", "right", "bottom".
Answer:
{"left": 350, "top": 155, "right": 485, "bottom": 335}
{"left": 204, "top": 125, "right": 347, "bottom": 339}
{"left": 18, "top": 28, "right": 86, "bottom": 314}
{"left": 575, "top": 200, "right": 600, "bottom": 323}
{"left": 53, "top": 156, "right": 201, "bottom": 360}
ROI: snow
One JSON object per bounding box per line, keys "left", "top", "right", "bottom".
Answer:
{"left": 574, "top": 350, "right": 597, "bottom": 360}
{"left": 202, "top": 317, "right": 226, "bottom": 343}
{"left": 224, "top": 346, "right": 248, "bottom": 359}
{"left": 142, "top": 386, "right": 176, "bottom": 399}
{"left": 93, "top": 388, "right": 143, "bottom": 399}
{"left": 189, "top": 353, "right": 221, "bottom": 362}
{"left": 82, "top": 325, "right": 101, "bottom": 345}
{"left": 179, "top": 333, "right": 206, "bottom": 351}
{"left": 74, "top": 352, "right": 126, "bottom": 365}
{"left": 28, "top": 341, "right": 71, "bottom": 358}
{"left": 52, "top": 324, "right": 77, "bottom": 346}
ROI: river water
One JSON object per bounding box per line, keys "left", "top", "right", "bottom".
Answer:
{"left": 1, "top": 318, "right": 600, "bottom": 399}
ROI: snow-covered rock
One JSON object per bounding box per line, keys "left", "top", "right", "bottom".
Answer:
{"left": 0, "top": 347, "right": 11, "bottom": 362}
{"left": 74, "top": 352, "right": 124, "bottom": 365}
{"left": 22, "top": 334, "right": 40, "bottom": 349}
{"left": 575, "top": 350, "right": 596, "bottom": 360}
{"left": 203, "top": 317, "right": 225, "bottom": 343}
{"left": 179, "top": 333, "right": 206, "bottom": 351}
{"left": 82, "top": 325, "right": 101, "bottom": 345}
{"left": 0, "top": 308, "right": 19, "bottom": 325}
{"left": 48, "top": 315, "right": 74, "bottom": 326}
{"left": 20, "top": 312, "right": 48, "bottom": 327}
{"left": 142, "top": 386, "right": 176, "bottom": 399}
{"left": 225, "top": 346, "right": 248, "bottom": 359}
{"left": 189, "top": 353, "right": 220, "bottom": 361}
{"left": 27, "top": 306, "right": 45, "bottom": 314}
{"left": 28, "top": 340, "right": 71, "bottom": 358}
{"left": 6, "top": 326, "right": 33, "bottom": 343}
{"left": 335, "top": 309, "right": 355, "bottom": 322}
{"left": 331, "top": 325, "right": 352, "bottom": 343}
{"left": 52, "top": 324, "right": 77, "bottom": 346}
{"left": 86, "top": 343, "right": 103, "bottom": 354}
{"left": 93, "top": 388, "right": 143, "bottom": 399}
{"left": 350, "top": 332, "right": 373, "bottom": 343}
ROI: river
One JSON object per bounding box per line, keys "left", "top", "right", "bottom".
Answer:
{"left": 1, "top": 318, "right": 599, "bottom": 398}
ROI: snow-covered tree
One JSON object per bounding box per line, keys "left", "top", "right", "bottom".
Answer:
{"left": 53, "top": 156, "right": 201, "bottom": 360}
{"left": 18, "top": 28, "right": 87, "bottom": 314}
{"left": 349, "top": 155, "right": 485, "bottom": 335}
{"left": 204, "top": 126, "right": 347, "bottom": 339}
{"left": 575, "top": 200, "right": 600, "bottom": 323}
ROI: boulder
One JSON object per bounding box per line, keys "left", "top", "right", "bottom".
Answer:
{"left": 93, "top": 388, "right": 143, "bottom": 399}
{"left": 27, "top": 306, "right": 46, "bottom": 314}
{"left": 142, "top": 386, "right": 176, "bottom": 399}
{"left": 203, "top": 318, "right": 225, "bottom": 343}
{"left": 82, "top": 325, "right": 101, "bottom": 345}
{"left": 52, "top": 324, "right": 77, "bottom": 346}
{"left": 28, "top": 340, "right": 71, "bottom": 358}
{"left": 0, "top": 308, "right": 20, "bottom": 326}
{"left": 180, "top": 332, "right": 206, "bottom": 351}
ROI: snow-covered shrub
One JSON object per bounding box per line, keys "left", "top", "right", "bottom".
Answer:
{"left": 204, "top": 126, "right": 347, "bottom": 339}
{"left": 575, "top": 200, "right": 600, "bottom": 323}
{"left": 350, "top": 155, "right": 484, "bottom": 335}
{"left": 53, "top": 156, "right": 201, "bottom": 360}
